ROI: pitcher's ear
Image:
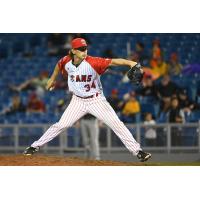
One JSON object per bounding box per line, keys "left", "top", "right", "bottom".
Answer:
{"left": 71, "top": 49, "right": 76, "bottom": 54}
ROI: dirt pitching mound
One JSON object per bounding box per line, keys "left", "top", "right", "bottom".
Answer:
{"left": 0, "top": 154, "right": 154, "bottom": 166}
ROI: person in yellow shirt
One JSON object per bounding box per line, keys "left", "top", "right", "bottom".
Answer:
{"left": 151, "top": 57, "right": 168, "bottom": 77}
{"left": 122, "top": 92, "right": 140, "bottom": 123}
{"left": 167, "top": 53, "right": 183, "bottom": 75}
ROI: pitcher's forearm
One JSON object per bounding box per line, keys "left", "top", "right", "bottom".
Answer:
{"left": 50, "top": 65, "right": 60, "bottom": 81}
{"left": 109, "top": 59, "right": 137, "bottom": 68}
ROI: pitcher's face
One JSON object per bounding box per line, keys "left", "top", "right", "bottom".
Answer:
{"left": 72, "top": 46, "right": 88, "bottom": 60}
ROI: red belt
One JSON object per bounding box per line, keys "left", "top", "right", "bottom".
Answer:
{"left": 75, "top": 93, "right": 99, "bottom": 99}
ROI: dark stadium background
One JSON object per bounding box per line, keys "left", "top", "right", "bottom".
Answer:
{"left": 0, "top": 33, "right": 200, "bottom": 162}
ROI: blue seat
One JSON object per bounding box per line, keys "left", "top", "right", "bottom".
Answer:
{"left": 139, "top": 96, "right": 157, "bottom": 104}
{"left": 157, "top": 112, "right": 168, "bottom": 123}
{"left": 0, "top": 126, "right": 14, "bottom": 145}
{"left": 21, "top": 115, "right": 35, "bottom": 124}
{"left": 141, "top": 103, "right": 157, "bottom": 117}
{"left": 18, "top": 127, "right": 43, "bottom": 146}
{"left": 187, "top": 111, "right": 200, "bottom": 122}
{"left": 182, "top": 127, "right": 198, "bottom": 146}
{"left": 48, "top": 136, "right": 60, "bottom": 146}
{"left": 0, "top": 45, "right": 8, "bottom": 58}
{"left": 120, "top": 113, "right": 141, "bottom": 123}
{"left": 0, "top": 135, "right": 14, "bottom": 146}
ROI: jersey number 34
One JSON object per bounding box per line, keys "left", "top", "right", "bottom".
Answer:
{"left": 84, "top": 81, "right": 96, "bottom": 92}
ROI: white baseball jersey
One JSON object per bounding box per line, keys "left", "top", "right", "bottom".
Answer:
{"left": 31, "top": 55, "right": 142, "bottom": 157}
{"left": 58, "top": 55, "right": 111, "bottom": 97}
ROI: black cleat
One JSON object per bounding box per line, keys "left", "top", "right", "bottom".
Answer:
{"left": 23, "top": 146, "right": 39, "bottom": 156}
{"left": 137, "top": 151, "right": 151, "bottom": 162}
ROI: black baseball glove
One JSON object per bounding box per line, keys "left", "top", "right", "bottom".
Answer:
{"left": 127, "top": 63, "right": 144, "bottom": 85}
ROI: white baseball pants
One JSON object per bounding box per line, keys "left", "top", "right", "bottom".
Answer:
{"left": 31, "top": 95, "right": 142, "bottom": 155}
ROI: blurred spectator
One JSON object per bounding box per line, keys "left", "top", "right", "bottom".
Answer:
{"left": 168, "top": 97, "right": 185, "bottom": 123}
{"left": 178, "top": 89, "right": 196, "bottom": 116}
{"left": 167, "top": 53, "right": 183, "bottom": 75}
{"left": 62, "top": 34, "right": 73, "bottom": 53}
{"left": 107, "top": 89, "right": 124, "bottom": 114}
{"left": 129, "top": 51, "right": 139, "bottom": 63}
{"left": 0, "top": 95, "right": 26, "bottom": 115}
{"left": 55, "top": 92, "right": 72, "bottom": 114}
{"left": 142, "top": 67, "right": 160, "bottom": 80}
{"left": 137, "top": 75, "right": 158, "bottom": 98}
{"left": 151, "top": 57, "right": 168, "bottom": 77}
{"left": 157, "top": 75, "right": 180, "bottom": 114}
{"left": 157, "top": 96, "right": 173, "bottom": 123}
{"left": 129, "top": 42, "right": 149, "bottom": 65}
{"left": 150, "top": 39, "right": 163, "bottom": 67}
{"left": 23, "top": 50, "right": 34, "bottom": 58}
{"left": 157, "top": 75, "right": 179, "bottom": 98}
{"left": 167, "top": 97, "right": 185, "bottom": 146}
{"left": 47, "top": 33, "right": 66, "bottom": 56}
{"left": 121, "top": 92, "right": 140, "bottom": 123}
{"left": 102, "top": 48, "right": 116, "bottom": 58}
{"left": 27, "top": 93, "right": 46, "bottom": 113}
{"left": 55, "top": 99, "right": 66, "bottom": 114}
{"left": 53, "top": 75, "right": 68, "bottom": 90}
{"left": 157, "top": 109, "right": 169, "bottom": 123}
{"left": 144, "top": 113, "right": 157, "bottom": 146}
{"left": 9, "top": 71, "right": 49, "bottom": 98}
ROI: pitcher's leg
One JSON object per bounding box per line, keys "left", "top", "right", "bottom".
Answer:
{"left": 31, "top": 97, "right": 86, "bottom": 148}
{"left": 88, "top": 99, "right": 141, "bottom": 155}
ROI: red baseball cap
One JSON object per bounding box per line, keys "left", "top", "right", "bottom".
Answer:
{"left": 71, "top": 38, "right": 87, "bottom": 49}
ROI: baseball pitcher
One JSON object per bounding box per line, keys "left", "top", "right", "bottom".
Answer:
{"left": 23, "top": 37, "right": 151, "bottom": 162}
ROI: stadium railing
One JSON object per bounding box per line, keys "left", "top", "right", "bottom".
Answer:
{"left": 0, "top": 122, "right": 200, "bottom": 155}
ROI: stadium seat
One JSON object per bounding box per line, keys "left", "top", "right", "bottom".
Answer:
{"left": 0, "top": 33, "right": 200, "bottom": 125}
